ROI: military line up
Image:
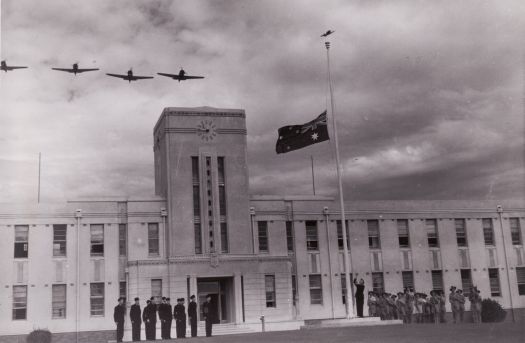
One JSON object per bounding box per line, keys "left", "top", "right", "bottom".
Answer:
{"left": 1, "top": 60, "right": 204, "bottom": 83}
{"left": 114, "top": 294, "right": 216, "bottom": 343}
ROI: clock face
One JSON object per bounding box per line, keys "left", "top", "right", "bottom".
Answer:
{"left": 196, "top": 120, "right": 217, "bottom": 141}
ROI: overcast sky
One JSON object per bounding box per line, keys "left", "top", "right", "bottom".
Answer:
{"left": 1, "top": 0, "right": 524, "bottom": 202}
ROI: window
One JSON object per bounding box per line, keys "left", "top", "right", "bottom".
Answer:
{"left": 291, "top": 275, "right": 297, "bottom": 306}
{"left": 340, "top": 273, "right": 353, "bottom": 304}
{"left": 286, "top": 221, "right": 294, "bottom": 253}
{"left": 14, "top": 225, "right": 29, "bottom": 258}
{"left": 192, "top": 156, "right": 202, "bottom": 254}
{"left": 12, "top": 285, "right": 27, "bottom": 320}
{"left": 90, "top": 224, "right": 104, "bottom": 256}
{"left": 265, "top": 275, "right": 276, "bottom": 308}
{"left": 52, "top": 284, "right": 66, "bottom": 319}
{"left": 431, "top": 270, "right": 443, "bottom": 292}
{"left": 258, "top": 221, "right": 269, "bottom": 253}
{"left": 309, "top": 275, "right": 323, "bottom": 304}
{"left": 118, "top": 224, "right": 126, "bottom": 256}
{"left": 119, "top": 281, "right": 126, "bottom": 301}
{"left": 337, "top": 220, "right": 350, "bottom": 250}
{"left": 402, "top": 271, "right": 414, "bottom": 290}
{"left": 220, "top": 222, "right": 229, "bottom": 253}
{"left": 426, "top": 219, "right": 439, "bottom": 248}
{"left": 483, "top": 218, "right": 494, "bottom": 246}
{"left": 53, "top": 224, "right": 67, "bottom": 257}
{"left": 510, "top": 218, "right": 522, "bottom": 245}
{"left": 460, "top": 269, "right": 473, "bottom": 296}
{"left": 372, "top": 272, "right": 384, "bottom": 293}
{"left": 306, "top": 221, "right": 319, "bottom": 251}
{"left": 516, "top": 267, "right": 525, "bottom": 295}
{"left": 148, "top": 223, "right": 159, "bottom": 255}
{"left": 455, "top": 219, "right": 467, "bottom": 247}
{"left": 151, "top": 279, "right": 162, "bottom": 304}
{"left": 488, "top": 268, "right": 501, "bottom": 296}
{"left": 367, "top": 220, "right": 380, "bottom": 249}
{"left": 90, "top": 283, "right": 104, "bottom": 316}
{"left": 397, "top": 219, "right": 410, "bottom": 248}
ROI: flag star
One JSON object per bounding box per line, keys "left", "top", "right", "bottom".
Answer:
{"left": 311, "top": 132, "right": 319, "bottom": 141}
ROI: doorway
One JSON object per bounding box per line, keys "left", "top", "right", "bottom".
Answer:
{"left": 197, "top": 277, "right": 234, "bottom": 323}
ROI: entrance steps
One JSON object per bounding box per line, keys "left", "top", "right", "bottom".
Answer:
{"left": 301, "top": 317, "right": 403, "bottom": 329}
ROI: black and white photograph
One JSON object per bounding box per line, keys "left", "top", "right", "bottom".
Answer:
{"left": 0, "top": 0, "right": 524, "bottom": 342}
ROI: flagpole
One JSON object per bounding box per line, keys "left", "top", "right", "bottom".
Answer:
{"left": 38, "top": 152, "right": 41, "bottom": 203}
{"left": 310, "top": 155, "right": 316, "bottom": 195}
{"left": 325, "top": 39, "right": 354, "bottom": 319}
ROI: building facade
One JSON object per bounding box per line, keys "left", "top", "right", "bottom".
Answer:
{"left": 1, "top": 107, "right": 525, "bottom": 337}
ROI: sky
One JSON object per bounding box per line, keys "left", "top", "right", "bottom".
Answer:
{"left": 0, "top": 0, "right": 524, "bottom": 202}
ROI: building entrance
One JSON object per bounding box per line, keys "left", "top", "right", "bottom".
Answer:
{"left": 197, "top": 277, "right": 234, "bottom": 323}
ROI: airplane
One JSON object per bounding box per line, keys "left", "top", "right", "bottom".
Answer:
{"left": 106, "top": 69, "right": 154, "bottom": 83}
{"left": 1, "top": 60, "right": 28, "bottom": 72}
{"left": 157, "top": 68, "right": 204, "bottom": 82}
{"left": 321, "top": 30, "right": 335, "bottom": 37}
{"left": 52, "top": 63, "right": 99, "bottom": 75}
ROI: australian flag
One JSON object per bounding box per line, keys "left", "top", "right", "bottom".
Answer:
{"left": 276, "top": 111, "right": 329, "bottom": 154}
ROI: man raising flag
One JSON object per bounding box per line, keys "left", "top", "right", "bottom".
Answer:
{"left": 275, "top": 111, "right": 329, "bottom": 154}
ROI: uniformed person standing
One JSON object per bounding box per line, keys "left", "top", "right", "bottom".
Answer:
{"left": 188, "top": 295, "right": 198, "bottom": 337}
{"left": 113, "top": 297, "right": 126, "bottom": 343}
{"left": 130, "top": 297, "right": 142, "bottom": 342}
{"left": 203, "top": 294, "right": 215, "bottom": 337}
{"left": 449, "top": 286, "right": 458, "bottom": 323}
{"left": 159, "top": 297, "right": 169, "bottom": 339}
{"left": 144, "top": 298, "right": 158, "bottom": 340}
{"left": 165, "top": 298, "right": 173, "bottom": 339}
{"left": 174, "top": 298, "right": 187, "bottom": 338}
{"left": 456, "top": 289, "right": 466, "bottom": 322}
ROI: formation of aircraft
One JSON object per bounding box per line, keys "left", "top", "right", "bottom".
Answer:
{"left": 157, "top": 68, "right": 204, "bottom": 82}
{"left": 1, "top": 60, "right": 28, "bottom": 72}
{"left": 52, "top": 63, "right": 99, "bottom": 75}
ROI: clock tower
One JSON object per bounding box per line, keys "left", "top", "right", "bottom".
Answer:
{"left": 153, "top": 107, "right": 252, "bottom": 256}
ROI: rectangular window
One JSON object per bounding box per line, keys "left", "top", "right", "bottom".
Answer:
{"left": 402, "top": 271, "right": 414, "bottom": 290}
{"left": 372, "top": 272, "right": 384, "bottom": 294}
{"left": 460, "top": 269, "right": 473, "bottom": 296}
{"left": 397, "top": 219, "right": 410, "bottom": 248}
{"left": 337, "top": 220, "right": 350, "bottom": 250}
{"left": 52, "top": 284, "right": 66, "bottom": 319}
{"left": 426, "top": 219, "right": 439, "bottom": 248}
{"left": 192, "top": 156, "right": 202, "bottom": 254}
{"left": 483, "top": 218, "right": 494, "bottom": 246}
{"left": 455, "top": 219, "right": 467, "bottom": 247}
{"left": 306, "top": 221, "right": 319, "bottom": 251}
{"left": 510, "top": 218, "right": 522, "bottom": 245}
{"left": 90, "top": 224, "right": 104, "bottom": 256}
{"left": 218, "top": 157, "right": 228, "bottom": 253}
{"left": 148, "top": 223, "right": 160, "bottom": 255}
{"left": 12, "top": 285, "right": 27, "bottom": 320}
{"left": 431, "top": 270, "right": 444, "bottom": 292}
{"left": 309, "top": 274, "right": 323, "bottom": 304}
{"left": 340, "top": 273, "right": 353, "bottom": 304}
{"left": 119, "top": 281, "right": 126, "bottom": 300}
{"left": 53, "top": 224, "right": 67, "bottom": 257}
{"left": 220, "top": 222, "right": 229, "bottom": 253}
{"left": 368, "top": 220, "right": 380, "bottom": 249}
{"left": 151, "top": 279, "right": 162, "bottom": 304}
{"left": 488, "top": 268, "right": 501, "bottom": 296}
{"left": 90, "top": 283, "right": 104, "bottom": 316}
{"left": 291, "top": 274, "right": 297, "bottom": 306}
{"left": 265, "top": 275, "right": 276, "bottom": 308}
{"left": 14, "top": 225, "right": 29, "bottom": 258}
{"left": 118, "top": 224, "right": 126, "bottom": 256}
{"left": 258, "top": 221, "right": 269, "bottom": 253}
{"left": 516, "top": 267, "right": 525, "bottom": 295}
{"left": 286, "top": 221, "right": 294, "bottom": 253}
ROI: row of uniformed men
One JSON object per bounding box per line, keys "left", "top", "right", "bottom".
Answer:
{"left": 114, "top": 294, "right": 215, "bottom": 342}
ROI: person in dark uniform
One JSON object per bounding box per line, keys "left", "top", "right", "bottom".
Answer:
{"left": 159, "top": 297, "right": 169, "bottom": 339}
{"left": 174, "top": 298, "right": 187, "bottom": 338}
{"left": 165, "top": 298, "right": 173, "bottom": 339}
{"left": 202, "top": 294, "right": 215, "bottom": 337}
{"left": 143, "top": 298, "right": 157, "bottom": 340}
{"left": 130, "top": 297, "right": 142, "bottom": 342}
{"left": 142, "top": 300, "right": 152, "bottom": 340}
{"left": 353, "top": 274, "right": 365, "bottom": 317}
{"left": 188, "top": 295, "right": 198, "bottom": 337}
{"left": 113, "top": 297, "right": 126, "bottom": 343}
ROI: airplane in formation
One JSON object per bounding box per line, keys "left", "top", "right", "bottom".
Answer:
{"left": 52, "top": 63, "right": 99, "bottom": 75}
{"left": 106, "top": 69, "right": 154, "bottom": 82}
{"left": 1, "top": 60, "right": 28, "bottom": 72}
{"left": 157, "top": 68, "right": 204, "bottom": 82}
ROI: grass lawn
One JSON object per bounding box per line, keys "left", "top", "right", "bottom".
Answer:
{"left": 173, "top": 323, "right": 524, "bottom": 343}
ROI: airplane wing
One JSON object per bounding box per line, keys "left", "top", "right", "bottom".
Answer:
{"left": 157, "top": 73, "right": 204, "bottom": 80}
{"left": 52, "top": 68, "right": 75, "bottom": 73}
{"left": 76, "top": 68, "right": 99, "bottom": 73}
{"left": 157, "top": 72, "right": 180, "bottom": 79}
{"left": 131, "top": 76, "right": 154, "bottom": 80}
{"left": 183, "top": 75, "right": 204, "bottom": 80}
{"left": 106, "top": 73, "right": 128, "bottom": 79}
{"left": 7, "top": 66, "right": 28, "bottom": 70}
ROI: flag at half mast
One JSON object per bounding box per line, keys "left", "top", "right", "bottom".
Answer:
{"left": 276, "top": 111, "right": 329, "bottom": 154}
